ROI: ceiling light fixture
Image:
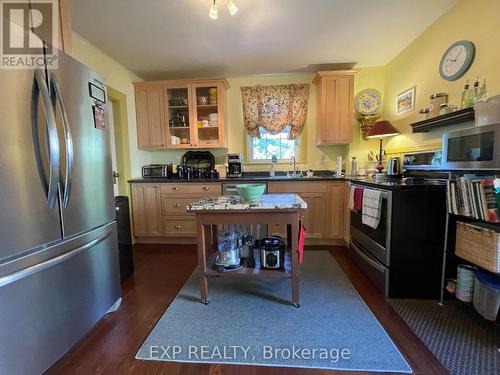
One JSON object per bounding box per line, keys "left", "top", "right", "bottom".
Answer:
{"left": 208, "top": 0, "right": 238, "bottom": 20}
{"left": 209, "top": 0, "right": 218, "bottom": 20}
{"left": 225, "top": 0, "right": 238, "bottom": 16}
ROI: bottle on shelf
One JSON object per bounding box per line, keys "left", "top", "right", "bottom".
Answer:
{"left": 473, "top": 77, "right": 480, "bottom": 102}
{"left": 475, "top": 79, "right": 488, "bottom": 102}
{"left": 461, "top": 80, "right": 474, "bottom": 108}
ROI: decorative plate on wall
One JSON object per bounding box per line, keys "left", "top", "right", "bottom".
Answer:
{"left": 354, "top": 89, "right": 382, "bottom": 116}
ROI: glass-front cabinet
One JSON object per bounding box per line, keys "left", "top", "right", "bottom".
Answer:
{"left": 164, "top": 84, "right": 192, "bottom": 148}
{"left": 164, "top": 79, "right": 228, "bottom": 149}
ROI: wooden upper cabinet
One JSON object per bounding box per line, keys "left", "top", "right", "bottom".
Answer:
{"left": 134, "top": 78, "right": 228, "bottom": 150}
{"left": 313, "top": 71, "right": 355, "bottom": 145}
{"left": 134, "top": 85, "right": 165, "bottom": 149}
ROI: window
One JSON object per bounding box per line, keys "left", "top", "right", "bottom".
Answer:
{"left": 247, "top": 126, "right": 300, "bottom": 162}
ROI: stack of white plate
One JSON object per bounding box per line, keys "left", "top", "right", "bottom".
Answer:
{"left": 456, "top": 264, "right": 475, "bottom": 302}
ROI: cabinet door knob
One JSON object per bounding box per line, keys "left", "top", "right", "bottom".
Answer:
{"left": 174, "top": 225, "right": 182, "bottom": 229}
{"left": 172, "top": 186, "right": 179, "bottom": 191}
{"left": 174, "top": 203, "right": 181, "bottom": 207}
{"left": 202, "top": 186, "right": 209, "bottom": 191}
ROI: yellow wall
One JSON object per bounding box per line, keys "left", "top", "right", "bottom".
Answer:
{"left": 349, "top": 67, "right": 387, "bottom": 164}
{"left": 364, "top": 0, "right": 500, "bottom": 154}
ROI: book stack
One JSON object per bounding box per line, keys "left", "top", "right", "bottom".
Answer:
{"left": 446, "top": 175, "right": 500, "bottom": 223}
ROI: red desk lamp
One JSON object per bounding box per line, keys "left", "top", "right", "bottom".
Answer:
{"left": 365, "top": 120, "right": 400, "bottom": 173}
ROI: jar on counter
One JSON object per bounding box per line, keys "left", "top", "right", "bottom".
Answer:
{"left": 429, "top": 93, "right": 449, "bottom": 117}
{"left": 418, "top": 107, "right": 430, "bottom": 120}
{"left": 439, "top": 103, "right": 452, "bottom": 116}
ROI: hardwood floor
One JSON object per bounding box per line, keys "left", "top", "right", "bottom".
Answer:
{"left": 46, "top": 245, "right": 449, "bottom": 375}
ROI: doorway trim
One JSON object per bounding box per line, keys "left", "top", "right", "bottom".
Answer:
{"left": 107, "top": 86, "right": 132, "bottom": 197}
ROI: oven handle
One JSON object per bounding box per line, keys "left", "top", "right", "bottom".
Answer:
{"left": 351, "top": 240, "right": 386, "bottom": 273}
{"left": 350, "top": 184, "right": 390, "bottom": 199}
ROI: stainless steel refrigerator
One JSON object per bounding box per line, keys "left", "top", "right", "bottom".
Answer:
{"left": 0, "top": 47, "right": 121, "bottom": 374}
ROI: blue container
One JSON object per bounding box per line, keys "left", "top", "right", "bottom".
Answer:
{"left": 473, "top": 269, "right": 500, "bottom": 321}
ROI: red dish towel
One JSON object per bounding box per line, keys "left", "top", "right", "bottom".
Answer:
{"left": 353, "top": 187, "right": 364, "bottom": 211}
{"left": 298, "top": 221, "right": 306, "bottom": 264}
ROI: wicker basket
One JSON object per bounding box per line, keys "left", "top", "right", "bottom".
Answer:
{"left": 455, "top": 221, "right": 500, "bottom": 273}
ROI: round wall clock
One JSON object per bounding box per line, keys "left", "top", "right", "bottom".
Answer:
{"left": 354, "top": 89, "right": 382, "bottom": 116}
{"left": 439, "top": 40, "right": 475, "bottom": 81}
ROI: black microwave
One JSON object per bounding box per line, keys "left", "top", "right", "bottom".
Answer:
{"left": 442, "top": 123, "right": 500, "bottom": 170}
{"left": 142, "top": 164, "right": 173, "bottom": 178}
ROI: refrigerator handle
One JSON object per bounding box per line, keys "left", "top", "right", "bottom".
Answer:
{"left": 0, "top": 229, "right": 112, "bottom": 288}
{"left": 31, "top": 69, "right": 60, "bottom": 209}
{"left": 50, "top": 74, "right": 73, "bottom": 207}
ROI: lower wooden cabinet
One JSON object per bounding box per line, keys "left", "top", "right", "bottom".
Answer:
{"left": 131, "top": 183, "right": 163, "bottom": 237}
{"left": 131, "top": 181, "right": 346, "bottom": 242}
{"left": 268, "top": 181, "right": 345, "bottom": 240}
{"left": 328, "top": 183, "right": 345, "bottom": 239}
{"left": 268, "top": 181, "right": 336, "bottom": 239}
{"left": 163, "top": 216, "right": 197, "bottom": 237}
{"left": 131, "top": 182, "right": 222, "bottom": 240}
{"left": 297, "top": 192, "right": 328, "bottom": 238}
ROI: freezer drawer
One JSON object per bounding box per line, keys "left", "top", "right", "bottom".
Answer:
{"left": 0, "top": 223, "right": 121, "bottom": 375}
{"left": 350, "top": 238, "right": 389, "bottom": 297}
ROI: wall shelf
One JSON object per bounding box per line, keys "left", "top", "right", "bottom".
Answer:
{"left": 410, "top": 107, "right": 475, "bottom": 133}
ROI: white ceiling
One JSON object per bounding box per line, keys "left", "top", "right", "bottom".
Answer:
{"left": 70, "top": 0, "right": 456, "bottom": 80}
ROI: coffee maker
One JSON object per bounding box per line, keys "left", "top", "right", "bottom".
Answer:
{"left": 227, "top": 153, "right": 243, "bottom": 177}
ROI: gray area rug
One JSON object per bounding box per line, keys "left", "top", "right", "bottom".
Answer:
{"left": 389, "top": 299, "right": 499, "bottom": 375}
{"left": 136, "top": 251, "right": 411, "bottom": 372}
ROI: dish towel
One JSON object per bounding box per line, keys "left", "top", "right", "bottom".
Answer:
{"left": 347, "top": 185, "right": 355, "bottom": 210}
{"left": 298, "top": 220, "right": 305, "bottom": 264}
{"left": 362, "top": 189, "right": 383, "bottom": 229}
{"left": 353, "top": 187, "right": 364, "bottom": 211}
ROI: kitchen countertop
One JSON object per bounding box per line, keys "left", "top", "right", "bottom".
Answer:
{"left": 128, "top": 171, "right": 447, "bottom": 190}
{"left": 186, "top": 194, "right": 307, "bottom": 211}
{"left": 128, "top": 171, "right": 344, "bottom": 184}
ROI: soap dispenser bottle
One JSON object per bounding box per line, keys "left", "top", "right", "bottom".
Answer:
{"left": 269, "top": 155, "right": 277, "bottom": 177}
{"left": 351, "top": 156, "right": 358, "bottom": 178}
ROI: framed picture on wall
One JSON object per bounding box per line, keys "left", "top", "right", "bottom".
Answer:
{"left": 396, "top": 86, "right": 416, "bottom": 115}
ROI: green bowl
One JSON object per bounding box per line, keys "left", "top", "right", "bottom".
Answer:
{"left": 236, "top": 184, "right": 266, "bottom": 202}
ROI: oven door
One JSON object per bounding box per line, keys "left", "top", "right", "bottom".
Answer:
{"left": 442, "top": 123, "right": 500, "bottom": 170}
{"left": 350, "top": 185, "right": 392, "bottom": 266}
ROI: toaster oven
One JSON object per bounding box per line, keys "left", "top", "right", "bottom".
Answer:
{"left": 142, "top": 164, "right": 173, "bottom": 178}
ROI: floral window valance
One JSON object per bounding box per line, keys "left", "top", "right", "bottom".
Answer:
{"left": 241, "top": 84, "right": 310, "bottom": 140}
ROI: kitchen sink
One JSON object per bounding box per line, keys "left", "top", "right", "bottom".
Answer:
{"left": 269, "top": 173, "right": 323, "bottom": 179}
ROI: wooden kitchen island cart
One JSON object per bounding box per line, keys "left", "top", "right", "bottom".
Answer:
{"left": 187, "top": 194, "right": 307, "bottom": 308}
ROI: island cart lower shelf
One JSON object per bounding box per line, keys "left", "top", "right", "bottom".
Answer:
{"left": 187, "top": 194, "right": 307, "bottom": 307}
